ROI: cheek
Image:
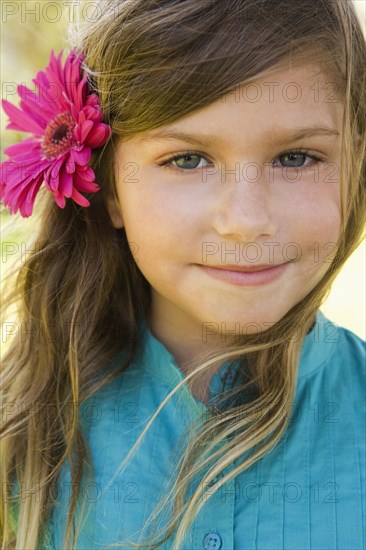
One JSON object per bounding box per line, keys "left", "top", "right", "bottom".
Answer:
{"left": 288, "top": 186, "right": 342, "bottom": 263}
{"left": 290, "top": 178, "right": 341, "bottom": 236}
{"left": 120, "top": 195, "right": 181, "bottom": 270}
{"left": 314, "top": 185, "right": 341, "bottom": 240}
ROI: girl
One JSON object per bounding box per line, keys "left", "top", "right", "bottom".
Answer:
{"left": 1, "top": 0, "right": 365, "bottom": 549}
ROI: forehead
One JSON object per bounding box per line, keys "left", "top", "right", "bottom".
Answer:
{"left": 235, "top": 63, "right": 341, "bottom": 107}
{"left": 201, "top": 63, "right": 342, "bottom": 121}
{"left": 216, "top": 63, "right": 343, "bottom": 131}
{"left": 134, "top": 64, "right": 343, "bottom": 152}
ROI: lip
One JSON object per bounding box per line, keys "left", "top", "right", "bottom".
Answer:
{"left": 195, "top": 262, "right": 289, "bottom": 286}
{"left": 202, "top": 263, "right": 284, "bottom": 273}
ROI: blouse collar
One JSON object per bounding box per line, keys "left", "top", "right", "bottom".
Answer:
{"left": 137, "top": 309, "right": 336, "bottom": 407}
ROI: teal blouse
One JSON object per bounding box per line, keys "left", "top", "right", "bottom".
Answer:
{"left": 43, "top": 309, "right": 364, "bottom": 549}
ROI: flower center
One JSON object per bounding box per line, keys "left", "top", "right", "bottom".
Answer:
{"left": 42, "top": 111, "right": 77, "bottom": 158}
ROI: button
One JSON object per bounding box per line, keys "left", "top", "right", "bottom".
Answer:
{"left": 203, "top": 531, "right": 222, "bottom": 549}
{"left": 224, "top": 370, "right": 236, "bottom": 385}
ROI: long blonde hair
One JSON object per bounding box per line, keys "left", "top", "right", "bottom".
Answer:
{"left": 1, "top": 0, "right": 365, "bottom": 548}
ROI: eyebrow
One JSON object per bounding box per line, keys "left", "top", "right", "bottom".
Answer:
{"left": 138, "top": 126, "right": 340, "bottom": 148}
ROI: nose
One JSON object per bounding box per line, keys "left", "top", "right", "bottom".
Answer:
{"left": 211, "top": 168, "right": 276, "bottom": 242}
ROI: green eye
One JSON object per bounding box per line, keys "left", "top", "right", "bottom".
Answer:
{"left": 275, "top": 150, "right": 323, "bottom": 169}
{"left": 279, "top": 153, "right": 308, "bottom": 167}
{"left": 167, "top": 154, "right": 203, "bottom": 170}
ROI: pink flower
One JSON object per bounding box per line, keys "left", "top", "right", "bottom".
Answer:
{"left": 0, "top": 48, "right": 111, "bottom": 217}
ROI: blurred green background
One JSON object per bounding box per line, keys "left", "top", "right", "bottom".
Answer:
{"left": 1, "top": 1, "right": 365, "bottom": 345}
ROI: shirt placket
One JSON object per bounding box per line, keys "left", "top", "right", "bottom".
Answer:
{"left": 188, "top": 459, "right": 236, "bottom": 550}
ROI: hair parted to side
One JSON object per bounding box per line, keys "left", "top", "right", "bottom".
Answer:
{"left": 1, "top": 0, "right": 365, "bottom": 548}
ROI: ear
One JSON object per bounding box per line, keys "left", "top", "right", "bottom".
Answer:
{"left": 106, "top": 195, "right": 124, "bottom": 229}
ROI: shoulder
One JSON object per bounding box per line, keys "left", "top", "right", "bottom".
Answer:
{"left": 317, "top": 317, "right": 366, "bottom": 411}
{"left": 335, "top": 324, "right": 366, "bottom": 398}
{"left": 335, "top": 323, "right": 365, "bottom": 369}
{"left": 316, "top": 309, "right": 365, "bottom": 368}
{"left": 299, "top": 310, "right": 365, "bottom": 380}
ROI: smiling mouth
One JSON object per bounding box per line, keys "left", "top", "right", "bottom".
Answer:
{"left": 195, "top": 262, "right": 289, "bottom": 286}
{"left": 199, "top": 263, "right": 287, "bottom": 273}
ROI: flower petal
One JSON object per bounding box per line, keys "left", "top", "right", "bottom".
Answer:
{"left": 85, "top": 123, "right": 111, "bottom": 148}
{"left": 46, "top": 174, "right": 60, "bottom": 191}
{"left": 45, "top": 50, "right": 65, "bottom": 95}
{"left": 82, "top": 104, "right": 102, "bottom": 122}
{"left": 2, "top": 99, "right": 45, "bottom": 136}
{"left": 52, "top": 155, "right": 67, "bottom": 177}
{"left": 26, "top": 175, "right": 43, "bottom": 205}
{"left": 2, "top": 146, "right": 44, "bottom": 169}
{"left": 44, "top": 155, "right": 67, "bottom": 191}
{"left": 70, "top": 103, "right": 80, "bottom": 123}
{"left": 3, "top": 138, "right": 41, "bottom": 158}
{"left": 73, "top": 169, "right": 99, "bottom": 193}
{"left": 65, "top": 49, "right": 85, "bottom": 108}
{"left": 53, "top": 191, "right": 66, "bottom": 209}
{"left": 75, "top": 119, "right": 94, "bottom": 143}
{"left": 1, "top": 170, "right": 44, "bottom": 218}
{"left": 70, "top": 187, "right": 91, "bottom": 207}
{"left": 75, "top": 75, "right": 88, "bottom": 111}
{"left": 71, "top": 146, "right": 91, "bottom": 165}
{"left": 18, "top": 84, "right": 55, "bottom": 124}
{"left": 65, "top": 157, "right": 76, "bottom": 174}
{"left": 59, "top": 166, "right": 73, "bottom": 197}
{"left": 74, "top": 164, "right": 95, "bottom": 180}
{"left": 1, "top": 157, "right": 49, "bottom": 190}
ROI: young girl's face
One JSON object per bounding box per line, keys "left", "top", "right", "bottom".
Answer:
{"left": 109, "top": 63, "right": 342, "bottom": 344}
